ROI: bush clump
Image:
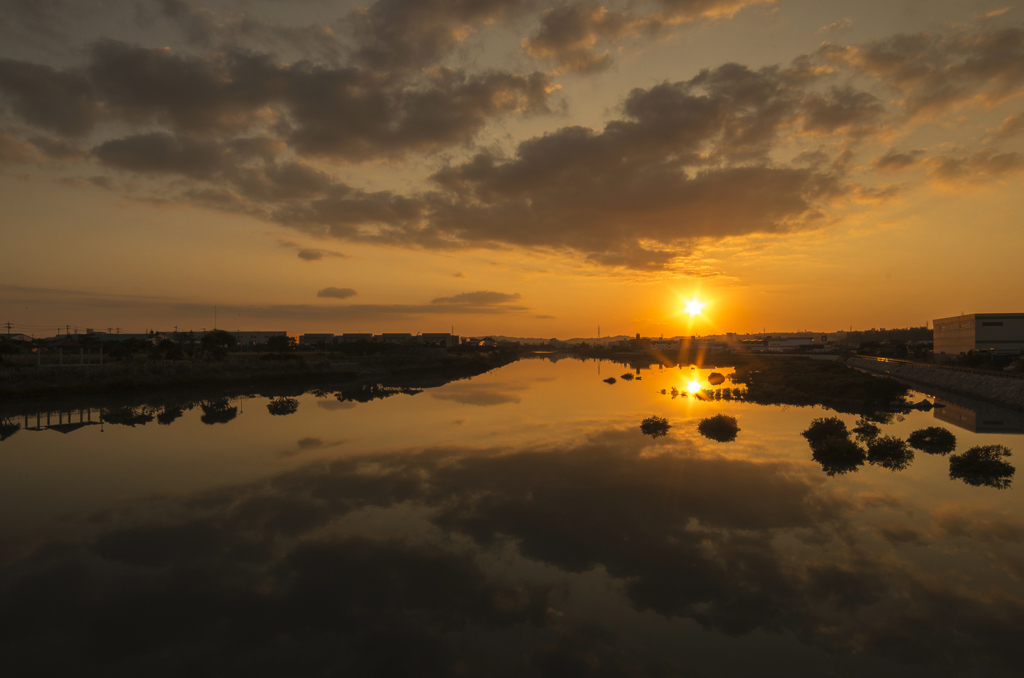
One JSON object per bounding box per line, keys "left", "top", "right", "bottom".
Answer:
{"left": 698, "top": 414, "right": 740, "bottom": 442}
{"left": 267, "top": 397, "right": 300, "bottom": 416}
{"left": 708, "top": 372, "right": 726, "bottom": 385}
{"left": 640, "top": 416, "right": 671, "bottom": 438}
{"left": 852, "top": 419, "right": 881, "bottom": 442}
{"left": 603, "top": 377, "right": 616, "bottom": 384}
{"left": 949, "top": 445, "right": 1015, "bottom": 489}
{"left": 866, "top": 435, "right": 914, "bottom": 472}
{"left": 810, "top": 437, "right": 867, "bottom": 476}
{"left": 620, "top": 373, "right": 635, "bottom": 381}
{"left": 801, "top": 417, "right": 848, "bottom": 445}
{"left": 907, "top": 427, "right": 957, "bottom": 455}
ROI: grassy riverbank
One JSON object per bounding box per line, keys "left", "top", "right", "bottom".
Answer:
{"left": 0, "top": 349, "right": 521, "bottom": 403}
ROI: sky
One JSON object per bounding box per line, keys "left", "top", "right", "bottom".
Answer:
{"left": 1, "top": 0, "right": 1022, "bottom": 338}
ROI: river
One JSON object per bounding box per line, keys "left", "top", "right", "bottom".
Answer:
{"left": 1, "top": 355, "right": 1021, "bottom": 676}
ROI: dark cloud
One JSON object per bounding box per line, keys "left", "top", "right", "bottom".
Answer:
{"left": 522, "top": 1, "right": 772, "bottom": 73}
{"left": 80, "top": 39, "right": 554, "bottom": 160}
{"left": 872, "top": 148, "right": 928, "bottom": 173}
{"left": 284, "top": 65, "right": 554, "bottom": 159}
{"left": 430, "top": 291, "right": 522, "bottom": 305}
{"left": 820, "top": 28, "right": 1024, "bottom": 117}
{"left": 87, "top": 40, "right": 281, "bottom": 134}
{"left": 349, "top": 0, "right": 526, "bottom": 72}
{"left": 93, "top": 133, "right": 232, "bottom": 179}
{"left": 926, "top": 150, "right": 1024, "bottom": 185}
{"left": 0, "top": 59, "right": 98, "bottom": 136}
{"left": 297, "top": 248, "right": 346, "bottom": 261}
{"left": 523, "top": 4, "right": 646, "bottom": 74}
{"left": 316, "top": 287, "right": 358, "bottom": 300}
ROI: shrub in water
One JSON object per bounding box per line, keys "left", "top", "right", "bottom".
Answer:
{"left": 949, "top": 445, "right": 1015, "bottom": 489}
{"left": 907, "top": 427, "right": 957, "bottom": 455}
{"left": 620, "top": 373, "right": 635, "bottom": 381}
{"left": 867, "top": 435, "right": 914, "bottom": 472}
{"left": 640, "top": 416, "right": 671, "bottom": 438}
{"left": 603, "top": 377, "right": 617, "bottom": 384}
{"left": 810, "top": 437, "right": 867, "bottom": 476}
{"left": 852, "top": 419, "right": 881, "bottom": 442}
{"left": 698, "top": 414, "right": 740, "bottom": 442}
{"left": 801, "top": 417, "right": 848, "bottom": 445}
{"left": 267, "top": 397, "right": 300, "bottom": 416}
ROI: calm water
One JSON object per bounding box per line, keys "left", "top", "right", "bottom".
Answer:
{"left": 1, "top": 357, "right": 1022, "bottom": 676}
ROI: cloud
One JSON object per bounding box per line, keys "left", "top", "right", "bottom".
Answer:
{"left": 297, "top": 248, "right": 347, "bottom": 261}
{"left": 994, "top": 110, "right": 1024, "bottom": 138}
{"left": 348, "top": 0, "right": 527, "bottom": 72}
{"left": 871, "top": 148, "right": 928, "bottom": 173}
{"left": 926, "top": 150, "right": 1024, "bottom": 185}
{"left": 430, "top": 291, "right": 522, "bottom": 305}
{"left": 819, "top": 28, "right": 1024, "bottom": 118}
{"left": 522, "top": 1, "right": 774, "bottom": 74}
{"left": 316, "top": 287, "right": 358, "bottom": 300}
{"left": 0, "top": 58, "right": 98, "bottom": 136}
{"left": 818, "top": 18, "right": 853, "bottom": 35}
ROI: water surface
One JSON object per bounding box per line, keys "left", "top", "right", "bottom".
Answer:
{"left": 1, "top": 357, "right": 1022, "bottom": 676}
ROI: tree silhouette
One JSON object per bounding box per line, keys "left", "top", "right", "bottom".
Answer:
{"left": 949, "top": 445, "right": 1015, "bottom": 489}
{"left": 698, "top": 414, "right": 740, "bottom": 442}
{"left": 640, "top": 416, "right": 670, "bottom": 438}
{"left": 907, "top": 427, "right": 956, "bottom": 455}
{"left": 267, "top": 397, "right": 300, "bottom": 416}
{"left": 866, "top": 435, "right": 914, "bottom": 472}
{"left": 201, "top": 399, "right": 238, "bottom": 425}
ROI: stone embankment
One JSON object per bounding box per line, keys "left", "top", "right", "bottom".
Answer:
{"left": 848, "top": 356, "right": 1024, "bottom": 410}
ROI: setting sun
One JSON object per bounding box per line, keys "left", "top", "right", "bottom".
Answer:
{"left": 687, "top": 380, "right": 702, "bottom": 394}
{"left": 684, "top": 298, "right": 705, "bottom": 317}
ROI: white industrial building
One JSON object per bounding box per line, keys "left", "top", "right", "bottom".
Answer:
{"left": 933, "top": 313, "right": 1024, "bottom": 356}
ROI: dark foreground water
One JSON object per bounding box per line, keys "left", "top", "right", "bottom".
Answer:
{"left": 1, "top": 357, "right": 1022, "bottom": 677}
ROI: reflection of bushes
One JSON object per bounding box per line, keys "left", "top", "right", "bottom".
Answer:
{"left": 949, "top": 445, "right": 1015, "bottom": 489}
{"left": 810, "top": 437, "right": 867, "bottom": 476}
{"left": 157, "top": 406, "right": 185, "bottom": 426}
{"left": 801, "top": 417, "right": 848, "bottom": 445}
{"left": 335, "top": 385, "right": 423, "bottom": 403}
{"left": 603, "top": 377, "right": 616, "bottom": 384}
{"left": 620, "top": 373, "right": 635, "bottom": 381}
{"left": 0, "top": 420, "right": 20, "bottom": 441}
{"left": 708, "top": 372, "right": 725, "bottom": 385}
{"left": 200, "top": 399, "right": 238, "bottom": 425}
{"left": 102, "top": 406, "right": 154, "bottom": 427}
{"left": 639, "top": 416, "right": 670, "bottom": 438}
{"left": 698, "top": 414, "right": 739, "bottom": 442}
{"left": 907, "top": 427, "right": 957, "bottom": 455}
{"left": 852, "top": 419, "right": 880, "bottom": 443}
{"left": 866, "top": 435, "right": 914, "bottom": 472}
{"left": 730, "top": 356, "right": 908, "bottom": 410}
{"left": 267, "top": 397, "right": 300, "bottom": 416}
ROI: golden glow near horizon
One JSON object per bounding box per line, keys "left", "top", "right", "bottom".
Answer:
{"left": 1, "top": 1, "right": 1023, "bottom": 336}
{"left": 687, "top": 380, "right": 702, "bottom": 394}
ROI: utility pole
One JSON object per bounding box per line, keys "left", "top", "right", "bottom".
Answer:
{"left": 4, "top": 321, "right": 10, "bottom": 337}
{"left": 215, "top": 306, "right": 217, "bottom": 330}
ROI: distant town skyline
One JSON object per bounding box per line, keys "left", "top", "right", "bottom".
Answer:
{"left": 3, "top": 1, "right": 1023, "bottom": 336}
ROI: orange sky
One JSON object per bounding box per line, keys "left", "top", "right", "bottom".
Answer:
{"left": 2, "top": 0, "right": 1022, "bottom": 338}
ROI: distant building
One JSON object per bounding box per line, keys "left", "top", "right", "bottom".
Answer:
{"left": 339, "top": 333, "right": 374, "bottom": 343}
{"left": 933, "top": 313, "right": 1024, "bottom": 356}
{"left": 377, "top": 333, "right": 414, "bottom": 344}
{"left": 421, "top": 333, "right": 460, "bottom": 347}
{"left": 230, "top": 331, "right": 289, "bottom": 347}
{"left": 768, "top": 336, "right": 815, "bottom": 352}
{"left": 299, "top": 333, "right": 334, "bottom": 346}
